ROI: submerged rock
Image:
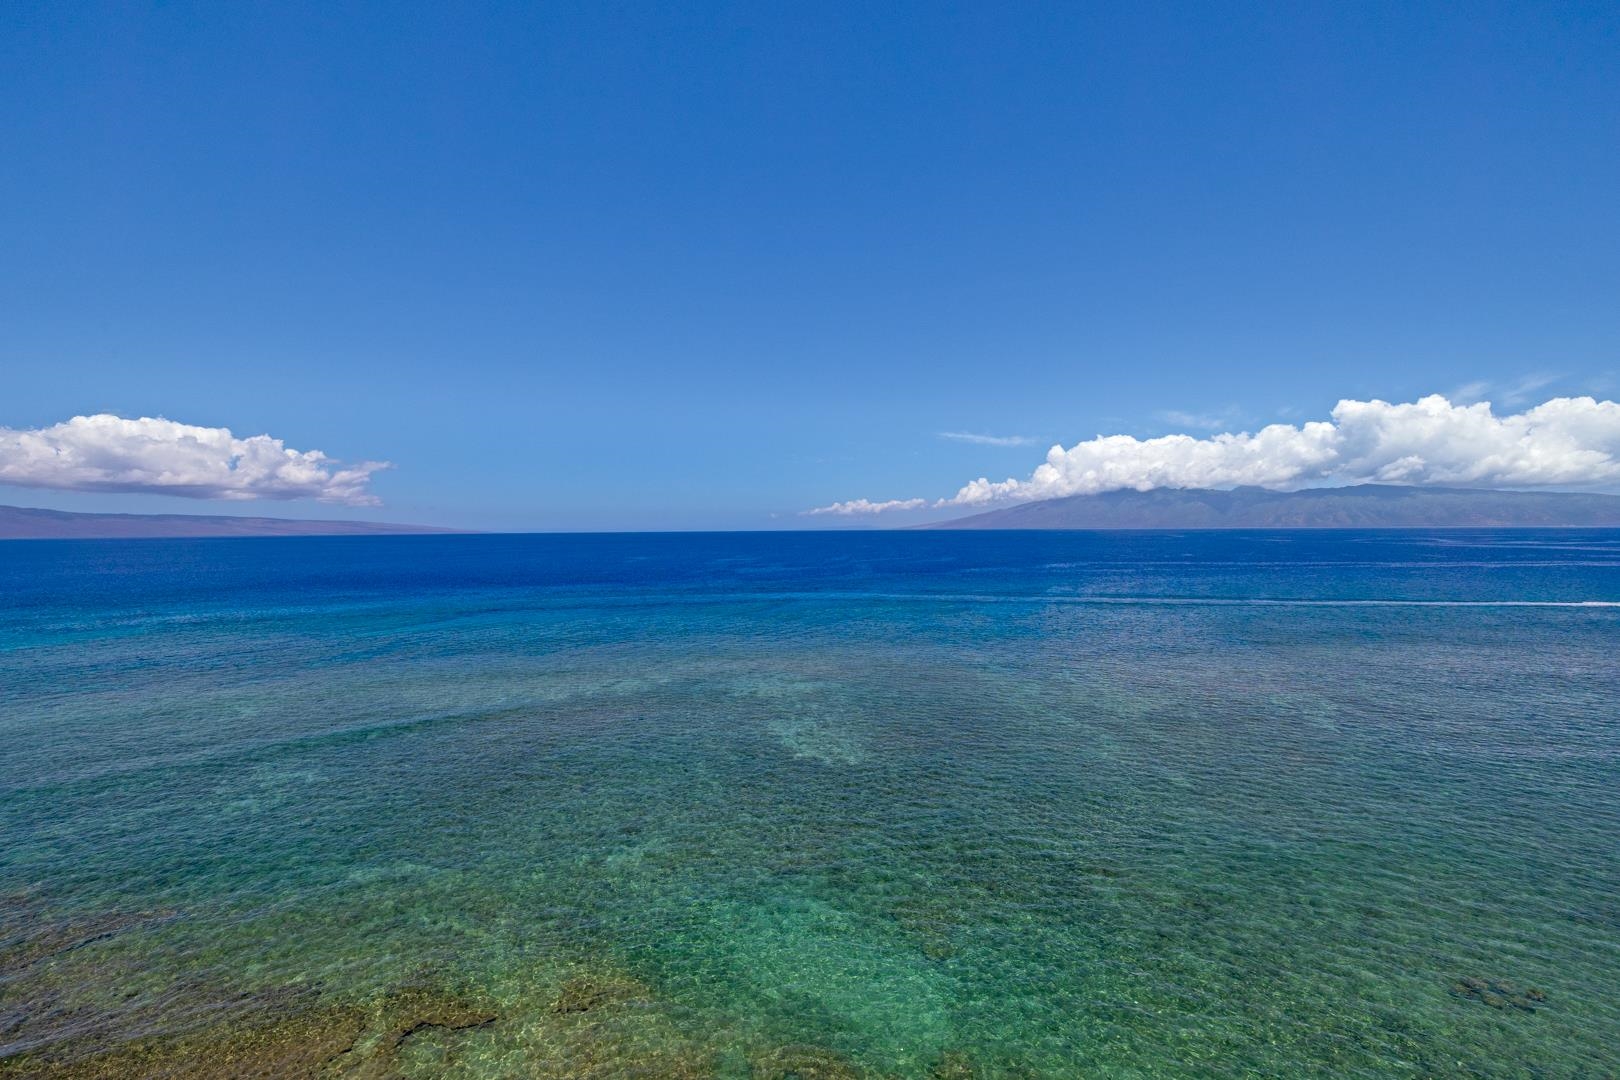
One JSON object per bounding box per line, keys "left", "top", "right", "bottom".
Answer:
{"left": 930, "top": 1049, "right": 984, "bottom": 1079}
{"left": 550, "top": 972, "right": 653, "bottom": 1015}
{"left": 0, "top": 1003, "right": 368, "bottom": 1079}
{"left": 520, "top": 970, "right": 713, "bottom": 1080}
{"left": 0, "top": 906, "right": 180, "bottom": 978}
{"left": 749, "top": 1043, "right": 866, "bottom": 1080}
{"left": 1450, "top": 975, "right": 1546, "bottom": 1012}
{"left": 889, "top": 897, "right": 959, "bottom": 964}
{"left": 376, "top": 985, "right": 497, "bottom": 1046}
{"left": 0, "top": 983, "right": 501, "bottom": 1079}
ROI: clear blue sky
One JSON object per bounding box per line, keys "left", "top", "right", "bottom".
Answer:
{"left": 4, "top": 2, "right": 1618, "bottom": 529}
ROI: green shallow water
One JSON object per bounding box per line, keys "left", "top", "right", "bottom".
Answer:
{"left": 2, "top": 532, "right": 1618, "bottom": 1076}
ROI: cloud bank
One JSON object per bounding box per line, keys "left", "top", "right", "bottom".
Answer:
{"left": 813, "top": 395, "right": 1620, "bottom": 515}
{"left": 0, "top": 415, "right": 390, "bottom": 505}
{"left": 806, "top": 497, "right": 928, "bottom": 516}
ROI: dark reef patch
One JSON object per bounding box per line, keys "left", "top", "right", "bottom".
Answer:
{"left": 929, "top": 1049, "right": 985, "bottom": 1079}
{"left": 373, "top": 985, "right": 497, "bottom": 1047}
{"left": 0, "top": 1003, "right": 369, "bottom": 1079}
{"left": 1450, "top": 976, "right": 1546, "bottom": 1012}
{"left": 0, "top": 896, "right": 180, "bottom": 978}
{"left": 550, "top": 972, "right": 652, "bottom": 1015}
{"left": 0, "top": 984, "right": 501, "bottom": 1079}
{"left": 749, "top": 1042, "right": 867, "bottom": 1079}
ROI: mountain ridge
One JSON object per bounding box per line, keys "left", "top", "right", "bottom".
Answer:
{"left": 0, "top": 504, "right": 462, "bottom": 539}
{"left": 923, "top": 485, "right": 1620, "bottom": 529}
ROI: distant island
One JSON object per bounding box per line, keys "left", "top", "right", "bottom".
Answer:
{"left": 926, "top": 485, "right": 1620, "bottom": 529}
{"left": 0, "top": 504, "right": 460, "bottom": 539}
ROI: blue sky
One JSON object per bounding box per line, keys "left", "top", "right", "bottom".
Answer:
{"left": 3, "top": 1, "right": 1618, "bottom": 530}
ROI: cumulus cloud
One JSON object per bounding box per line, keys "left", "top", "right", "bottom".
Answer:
{"left": 0, "top": 414, "right": 390, "bottom": 505}
{"left": 815, "top": 395, "right": 1620, "bottom": 514}
{"left": 938, "top": 431, "right": 1037, "bottom": 447}
{"left": 806, "top": 497, "right": 928, "bottom": 516}
{"left": 948, "top": 395, "right": 1620, "bottom": 506}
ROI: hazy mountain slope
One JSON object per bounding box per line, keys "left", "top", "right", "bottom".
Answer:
{"left": 0, "top": 505, "right": 460, "bottom": 539}
{"left": 926, "top": 485, "right": 1620, "bottom": 529}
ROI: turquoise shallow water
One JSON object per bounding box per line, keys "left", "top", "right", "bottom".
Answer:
{"left": 2, "top": 531, "right": 1619, "bottom": 1077}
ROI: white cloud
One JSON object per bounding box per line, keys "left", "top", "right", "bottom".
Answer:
{"left": 947, "top": 395, "right": 1620, "bottom": 506}
{"left": 806, "top": 497, "right": 928, "bottom": 516}
{"left": 938, "top": 431, "right": 1037, "bottom": 447}
{"left": 814, "top": 395, "right": 1620, "bottom": 515}
{"left": 0, "top": 414, "right": 390, "bottom": 505}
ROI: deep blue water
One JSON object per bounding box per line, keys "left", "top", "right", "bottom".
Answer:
{"left": 2, "top": 531, "right": 1618, "bottom": 1077}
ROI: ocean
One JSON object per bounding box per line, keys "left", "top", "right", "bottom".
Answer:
{"left": 2, "top": 531, "right": 1618, "bottom": 1077}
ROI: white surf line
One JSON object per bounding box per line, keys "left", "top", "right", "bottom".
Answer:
{"left": 1063, "top": 597, "right": 1620, "bottom": 607}
{"left": 754, "top": 592, "right": 1620, "bottom": 608}
{"left": 500, "top": 590, "right": 1620, "bottom": 609}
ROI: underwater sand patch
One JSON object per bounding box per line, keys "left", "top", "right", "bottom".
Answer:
{"left": 731, "top": 673, "right": 873, "bottom": 767}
